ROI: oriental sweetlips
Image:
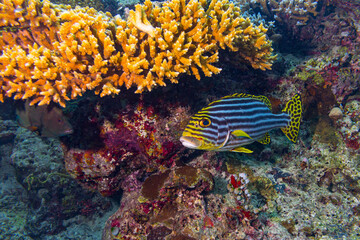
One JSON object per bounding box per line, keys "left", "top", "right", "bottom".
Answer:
{"left": 180, "top": 93, "right": 302, "bottom": 153}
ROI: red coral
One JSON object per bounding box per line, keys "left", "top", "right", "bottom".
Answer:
{"left": 230, "top": 175, "right": 242, "bottom": 189}
{"left": 203, "top": 215, "right": 214, "bottom": 229}
{"left": 320, "top": 63, "right": 339, "bottom": 88}
{"left": 64, "top": 101, "right": 189, "bottom": 196}
{"left": 111, "top": 219, "right": 121, "bottom": 228}
{"left": 240, "top": 209, "right": 252, "bottom": 220}
{"left": 142, "top": 202, "right": 153, "bottom": 214}
{"left": 345, "top": 138, "right": 360, "bottom": 150}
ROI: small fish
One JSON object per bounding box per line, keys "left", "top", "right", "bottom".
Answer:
{"left": 16, "top": 100, "right": 73, "bottom": 138}
{"left": 180, "top": 93, "right": 302, "bottom": 153}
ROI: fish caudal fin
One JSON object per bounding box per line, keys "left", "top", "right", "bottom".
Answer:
{"left": 281, "top": 94, "right": 302, "bottom": 143}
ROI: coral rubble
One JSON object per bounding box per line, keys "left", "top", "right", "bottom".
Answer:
{"left": 0, "top": 0, "right": 275, "bottom": 107}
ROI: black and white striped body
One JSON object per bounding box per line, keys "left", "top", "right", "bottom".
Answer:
{"left": 181, "top": 94, "right": 291, "bottom": 152}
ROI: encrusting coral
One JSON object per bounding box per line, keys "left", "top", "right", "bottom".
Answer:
{"left": 237, "top": 0, "right": 319, "bottom": 25}
{"left": 0, "top": 0, "right": 275, "bottom": 107}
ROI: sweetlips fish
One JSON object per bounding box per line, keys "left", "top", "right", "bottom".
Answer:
{"left": 180, "top": 93, "right": 302, "bottom": 153}
{"left": 16, "top": 100, "right": 73, "bottom": 138}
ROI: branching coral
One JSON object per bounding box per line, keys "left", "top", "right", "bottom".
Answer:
{"left": 269, "top": 0, "right": 318, "bottom": 25}
{"left": 0, "top": 0, "right": 274, "bottom": 107}
{"left": 238, "top": 0, "right": 319, "bottom": 25}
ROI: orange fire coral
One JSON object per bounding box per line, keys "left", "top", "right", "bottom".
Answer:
{"left": 0, "top": 0, "right": 275, "bottom": 107}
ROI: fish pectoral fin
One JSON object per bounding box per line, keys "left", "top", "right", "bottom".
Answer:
{"left": 230, "top": 146, "right": 253, "bottom": 153}
{"left": 231, "top": 130, "right": 252, "bottom": 139}
{"left": 257, "top": 133, "right": 271, "bottom": 144}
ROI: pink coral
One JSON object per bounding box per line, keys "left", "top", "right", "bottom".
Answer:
{"left": 64, "top": 100, "right": 186, "bottom": 196}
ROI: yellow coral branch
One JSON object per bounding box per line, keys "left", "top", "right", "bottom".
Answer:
{"left": 0, "top": 0, "right": 275, "bottom": 106}
{"left": 128, "top": 5, "right": 156, "bottom": 38}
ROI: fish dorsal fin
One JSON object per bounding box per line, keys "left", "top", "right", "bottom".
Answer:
{"left": 257, "top": 132, "right": 271, "bottom": 144}
{"left": 231, "top": 146, "right": 253, "bottom": 153}
{"left": 232, "top": 130, "right": 252, "bottom": 139}
{"left": 223, "top": 93, "right": 272, "bottom": 111}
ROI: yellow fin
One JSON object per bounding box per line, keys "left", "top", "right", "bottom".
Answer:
{"left": 231, "top": 146, "right": 253, "bottom": 153}
{"left": 232, "top": 130, "right": 252, "bottom": 139}
{"left": 281, "top": 94, "right": 302, "bottom": 143}
{"left": 257, "top": 133, "right": 271, "bottom": 144}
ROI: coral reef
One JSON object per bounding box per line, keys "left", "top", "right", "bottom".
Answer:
{"left": 237, "top": 0, "right": 319, "bottom": 25}
{"left": 244, "top": 2, "right": 360, "bottom": 237}
{"left": 0, "top": 120, "right": 29, "bottom": 239}
{"left": 10, "top": 126, "right": 114, "bottom": 238}
{"left": 102, "top": 165, "right": 285, "bottom": 239}
{"left": 64, "top": 97, "right": 188, "bottom": 196}
{"left": 0, "top": 119, "right": 17, "bottom": 143}
{"left": 62, "top": 93, "right": 299, "bottom": 239}
{"left": 0, "top": 0, "right": 275, "bottom": 107}
{"left": 227, "top": 173, "right": 251, "bottom": 205}
{"left": 1, "top": 0, "right": 360, "bottom": 239}
{"left": 0, "top": 118, "right": 116, "bottom": 239}
{"left": 51, "top": 0, "right": 105, "bottom": 12}
{"left": 294, "top": 47, "right": 359, "bottom": 103}
{"left": 102, "top": 166, "right": 214, "bottom": 240}
{"left": 338, "top": 99, "right": 360, "bottom": 150}
{"left": 219, "top": 126, "right": 360, "bottom": 238}
{"left": 268, "top": 140, "right": 360, "bottom": 238}
{"left": 115, "top": 0, "right": 141, "bottom": 12}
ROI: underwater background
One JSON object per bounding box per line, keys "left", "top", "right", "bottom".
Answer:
{"left": 0, "top": 0, "right": 360, "bottom": 239}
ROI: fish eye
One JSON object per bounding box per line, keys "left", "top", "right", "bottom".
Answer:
{"left": 199, "top": 118, "right": 211, "bottom": 128}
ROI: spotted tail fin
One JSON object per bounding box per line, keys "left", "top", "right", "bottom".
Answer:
{"left": 281, "top": 94, "right": 302, "bottom": 143}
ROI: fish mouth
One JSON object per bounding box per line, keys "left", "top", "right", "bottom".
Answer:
{"left": 61, "top": 128, "right": 74, "bottom": 135}
{"left": 65, "top": 129, "right": 74, "bottom": 134}
{"left": 180, "top": 136, "right": 202, "bottom": 149}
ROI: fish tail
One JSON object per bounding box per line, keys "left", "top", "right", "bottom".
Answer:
{"left": 281, "top": 94, "right": 302, "bottom": 143}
